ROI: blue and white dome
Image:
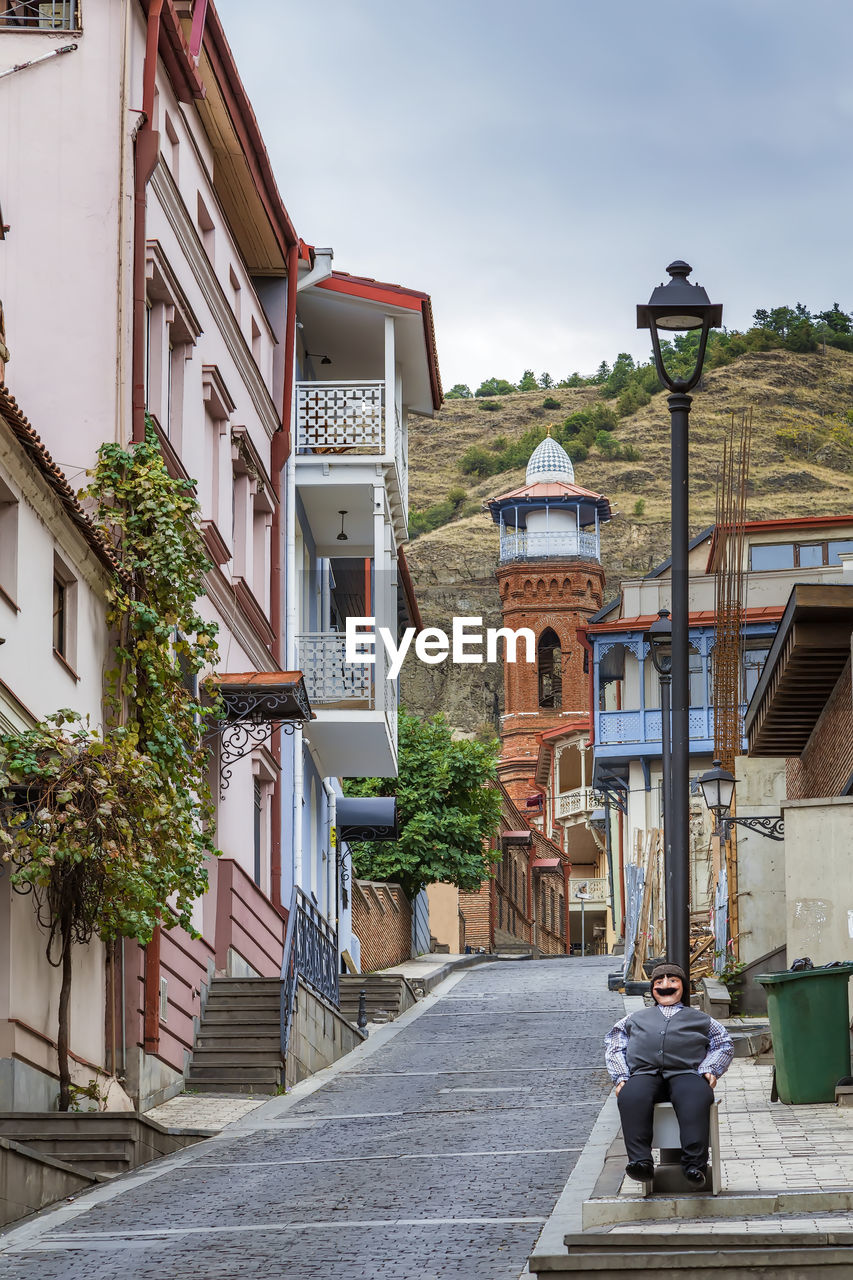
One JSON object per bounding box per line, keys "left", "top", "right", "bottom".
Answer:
{"left": 525, "top": 434, "right": 575, "bottom": 485}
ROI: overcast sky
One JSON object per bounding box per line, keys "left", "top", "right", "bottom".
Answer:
{"left": 218, "top": 0, "right": 853, "bottom": 391}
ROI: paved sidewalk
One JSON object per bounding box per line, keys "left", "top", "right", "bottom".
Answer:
{"left": 528, "top": 995, "right": 853, "bottom": 1275}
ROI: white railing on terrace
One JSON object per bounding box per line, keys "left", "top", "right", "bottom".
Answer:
{"left": 297, "top": 633, "right": 372, "bottom": 705}
{"left": 0, "top": 1, "right": 78, "bottom": 27}
{"left": 556, "top": 787, "right": 600, "bottom": 820}
{"left": 383, "top": 646, "right": 398, "bottom": 753}
{"left": 295, "top": 381, "right": 385, "bottom": 454}
{"left": 569, "top": 876, "right": 608, "bottom": 903}
{"left": 499, "top": 528, "right": 600, "bottom": 563}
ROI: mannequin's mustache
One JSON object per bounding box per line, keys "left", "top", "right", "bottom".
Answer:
{"left": 655, "top": 986, "right": 679, "bottom": 994}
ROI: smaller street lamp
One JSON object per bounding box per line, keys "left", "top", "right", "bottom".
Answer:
{"left": 697, "top": 759, "right": 784, "bottom": 843}
{"left": 575, "top": 883, "right": 590, "bottom": 956}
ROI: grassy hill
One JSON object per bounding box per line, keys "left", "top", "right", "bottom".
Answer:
{"left": 400, "top": 348, "right": 853, "bottom": 731}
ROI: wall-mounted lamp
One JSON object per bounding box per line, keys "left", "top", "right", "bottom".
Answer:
{"left": 697, "top": 759, "right": 784, "bottom": 842}
{"left": 337, "top": 511, "right": 348, "bottom": 542}
{"left": 306, "top": 351, "right": 332, "bottom": 365}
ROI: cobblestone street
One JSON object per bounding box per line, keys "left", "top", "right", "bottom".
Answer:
{"left": 0, "top": 958, "right": 623, "bottom": 1280}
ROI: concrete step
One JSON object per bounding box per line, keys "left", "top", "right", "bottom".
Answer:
{"left": 208, "top": 978, "right": 280, "bottom": 992}
{"left": 189, "top": 1050, "right": 282, "bottom": 1067}
{"left": 530, "top": 1230, "right": 853, "bottom": 1277}
{"left": 183, "top": 1079, "right": 280, "bottom": 1096}
{"left": 204, "top": 994, "right": 281, "bottom": 1008}
{"left": 201, "top": 1008, "right": 280, "bottom": 1024}
{"left": 187, "top": 1064, "right": 280, "bottom": 1084}
{"left": 196, "top": 1033, "right": 281, "bottom": 1051}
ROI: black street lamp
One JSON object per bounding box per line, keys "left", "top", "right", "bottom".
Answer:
{"left": 646, "top": 608, "right": 674, "bottom": 951}
{"left": 697, "top": 759, "right": 785, "bottom": 843}
{"left": 638, "top": 261, "right": 722, "bottom": 979}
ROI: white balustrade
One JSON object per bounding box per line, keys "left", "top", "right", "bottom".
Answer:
{"left": 295, "top": 381, "right": 385, "bottom": 453}
{"left": 556, "top": 787, "right": 600, "bottom": 820}
{"left": 569, "top": 876, "right": 608, "bottom": 903}
{"left": 499, "top": 528, "right": 600, "bottom": 563}
{"left": 297, "top": 633, "right": 373, "bottom": 705}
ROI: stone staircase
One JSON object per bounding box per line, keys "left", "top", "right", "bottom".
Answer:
{"left": 186, "top": 977, "right": 284, "bottom": 1095}
{"left": 338, "top": 974, "right": 418, "bottom": 1026}
{"left": 0, "top": 1113, "right": 203, "bottom": 1179}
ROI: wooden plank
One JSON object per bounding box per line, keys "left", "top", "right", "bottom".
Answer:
{"left": 631, "top": 831, "right": 657, "bottom": 981}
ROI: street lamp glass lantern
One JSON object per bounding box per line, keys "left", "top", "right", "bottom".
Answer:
{"left": 647, "top": 608, "right": 673, "bottom": 676}
{"left": 698, "top": 759, "right": 736, "bottom": 818}
{"left": 637, "top": 260, "right": 722, "bottom": 393}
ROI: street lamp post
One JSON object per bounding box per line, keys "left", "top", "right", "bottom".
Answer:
{"left": 575, "top": 886, "right": 589, "bottom": 955}
{"left": 638, "top": 262, "right": 722, "bottom": 979}
{"left": 647, "top": 609, "right": 674, "bottom": 952}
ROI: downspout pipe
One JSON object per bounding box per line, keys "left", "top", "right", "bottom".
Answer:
{"left": 132, "top": 0, "right": 164, "bottom": 443}
{"left": 269, "top": 240, "right": 300, "bottom": 912}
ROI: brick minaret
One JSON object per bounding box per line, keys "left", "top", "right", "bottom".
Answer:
{"left": 487, "top": 434, "right": 610, "bottom": 807}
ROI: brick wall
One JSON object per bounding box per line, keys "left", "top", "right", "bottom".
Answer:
{"left": 786, "top": 658, "right": 853, "bottom": 799}
{"left": 352, "top": 881, "right": 413, "bottom": 972}
{"left": 459, "top": 881, "right": 493, "bottom": 950}
{"left": 495, "top": 559, "right": 604, "bottom": 804}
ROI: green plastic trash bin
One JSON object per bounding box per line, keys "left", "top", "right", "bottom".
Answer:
{"left": 757, "top": 964, "right": 853, "bottom": 1104}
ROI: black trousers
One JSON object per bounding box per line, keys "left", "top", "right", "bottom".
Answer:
{"left": 617, "top": 1072, "right": 714, "bottom": 1171}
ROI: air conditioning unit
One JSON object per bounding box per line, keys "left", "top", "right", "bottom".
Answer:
{"left": 159, "top": 976, "right": 168, "bottom": 1023}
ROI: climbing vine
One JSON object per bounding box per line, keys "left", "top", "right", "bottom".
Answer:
{"left": 0, "top": 421, "right": 220, "bottom": 1108}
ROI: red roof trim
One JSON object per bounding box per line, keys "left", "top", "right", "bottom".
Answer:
{"left": 317, "top": 271, "right": 428, "bottom": 310}
{"left": 587, "top": 605, "right": 785, "bottom": 635}
{"left": 490, "top": 480, "right": 608, "bottom": 503}
{"left": 706, "top": 514, "right": 853, "bottom": 572}
{"left": 316, "top": 273, "right": 442, "bottom": 409}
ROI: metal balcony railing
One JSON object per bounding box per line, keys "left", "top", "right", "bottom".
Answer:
{"left": 295, "top": 381, "right": 385, "bottom": 454}
{"left": 280, "top": 886, "right": 339, "bottom": 1061}
{"left": 297, "top": 633, "right": 373, "bottom": 705}
{"left": 499, "top": 528, "right": 600, "bottom": 563}
{"left": 556, "top": 787, "right": 600, "bottom": 820}
{"left": 0, "top": 1, "right": 78, "bottom": 27}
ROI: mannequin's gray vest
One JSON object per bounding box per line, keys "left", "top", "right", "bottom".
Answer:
{"left": 624, "top": 1005, "right": 711, "bottom": 1078}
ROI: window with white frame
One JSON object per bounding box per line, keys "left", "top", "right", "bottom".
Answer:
{"left": 0, "top": 475, "right": 18, "bottom": 606}
{"left": 146, "top": 243, "right": 201, "bottom": 447}
{"left": 52, "top": 551, "right": 77, "bottom": 673}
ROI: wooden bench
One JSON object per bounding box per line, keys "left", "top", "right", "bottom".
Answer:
{"left": 642, "top": 1099, "right": 721, "bottom": 1195}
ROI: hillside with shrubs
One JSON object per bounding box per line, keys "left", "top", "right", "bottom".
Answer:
{"left": 400, "top": 303, "right": 853, "bottom": 731}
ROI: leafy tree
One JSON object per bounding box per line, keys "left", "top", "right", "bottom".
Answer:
{"left": 818, "top": 303, "right": 852, "bottom": 335}
{"left": 475, "top": 376, "right": 516, "bottom": 398}
{"left": 539, "top": 372, "right": 554, "bottom": 389}
{"left": 592, "top": 360, "right": 611, "bottom": 385}
{"left": 409, "top": 487, "right": 469, "bottom": 538}
{"left": 445, "top": 383, "right": 473, "bottom": 399}
{"left": 518, "top": 369, "right": 538, "bottom": 391}
{"left": 0, "top": 423, "right": 218, "bottom": 1108}
{"left": 459, "top": 445, "right": 500, "bottom": 478}
{"left": 560, "top": 372, "right": 588, "bottom": 388}
{"left": 345, "top": 710, "right": 502, "bottom": 902}
{"left": 601, "top": 352, "right": 635, "bottom": 398}
{"left": 542, "top": 397, "right": 561, "bottom": 410}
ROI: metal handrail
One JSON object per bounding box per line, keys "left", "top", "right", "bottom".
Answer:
{"left": 279, "top": 885, "right": 340, "bottom": 1063}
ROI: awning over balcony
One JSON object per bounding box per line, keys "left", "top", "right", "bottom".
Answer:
{"left": 216, "top": 672, "right": 312, "bottom": 723}
{"left": 532, "top": 858, "right": 562, "bottom": 872}
{"left": 745, "top": 584, "right": 853, "bottom": 757}
{"left": 211, "top": 673, "right": 312, "bottom": 796}
{"left": 337, "top": 796, "right": 398, "bottom": 842}
{"left": 502, "top": 829, "right": 533, "bottom": 845}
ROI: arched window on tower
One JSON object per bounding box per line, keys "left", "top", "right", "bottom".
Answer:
{"left": 538, "top": 628, "right": 562, "bottom": 708}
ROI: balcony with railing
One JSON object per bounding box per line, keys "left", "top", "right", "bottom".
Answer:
{"left": 297, "top": 631, "right": 398, "bottom": 778}
{"left": 294, "top": 380, "right": 408, "bottom": 539}
{"left": 556, "top": 786, "right": 600, "bottom": 822}
{"left": 568, "top": 876, "right": 609, "bottom": 905}
{"left": 499, "top": 527, "right": 600, "bottom": 564}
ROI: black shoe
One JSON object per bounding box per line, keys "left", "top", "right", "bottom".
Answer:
{"left": 683, "top": 1165, "right": 707, "bottom": 1186}
{"left": 625, "top": 1159, "right": 654, "bottom": 1182}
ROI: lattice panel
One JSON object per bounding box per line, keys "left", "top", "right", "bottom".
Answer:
{"left": 296, "top": 382, "right": 384, "bottom": 451}
{"left": 297, "top": 634, "right": 373, "bottom": 704}
{"left": 569, "top": 877, "right": 608, "bottom": 902}
{"left": 599, "top": 711, "right": 642, "bottom": 744}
